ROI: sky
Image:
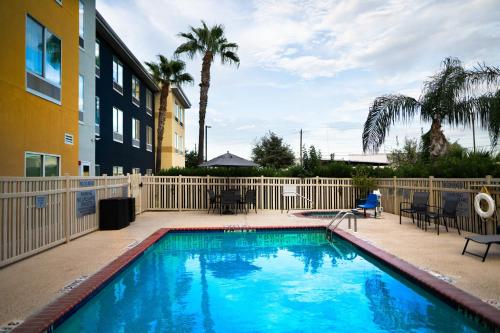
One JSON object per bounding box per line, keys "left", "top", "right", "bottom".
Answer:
{"left": 97, "top": 0, "right": 500, "bottom": 160}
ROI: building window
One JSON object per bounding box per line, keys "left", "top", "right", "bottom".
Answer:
{"left": 78, "top": 1, "right": 84, "bottom": 48}
{"left": 25, "top": 152, "right": 60, "bottom": 177}
{"left": 180, "top": 135, "right": 183, "bottom": 154}
{"left": 174, "top": 103, "right": 179, "bottom": 121}
{"left": 132, "top": 76, "right": 140, "bottom": 106}
{"left": 146, "top": 126, "right": 153, "bottom": 152}
{"left": 180, "top": 107, "right": 184, "bottom": 126}
{"left": 132, "top": 118, "right": 140, "bottom": 148}
{"left": 132, "top": 168, "right": 141, "bottom": 174}
{"left": 95, "top": 164, "right": 100, "bottom": 176}
{"left": 113, "top": 166, "right": 123, "bottom": 176}
{"left": 25, "top": 15, "right": 61, "bottom": 103}
{"left": 112, "top": 107, "right": 123, "bottom": 143}
{"left": 174, "top": 132, "right": 178, "bottom": 153}
{"left": 112, "top": 57, "right": 123, "bottom": 94}
{"left": 146, "top": 89, "right": 153, "bottom": 115}
{"left": 78, "top": 75, "right": 84, "bottom": 122}
{"left": 95, "top": 40, "right": 100, "bottom": 77}
{"left": 95, "top": 96, "right": 100, "bottom": 135}
{"left": 146, "top": 169, "right": 152, "bottom": 176}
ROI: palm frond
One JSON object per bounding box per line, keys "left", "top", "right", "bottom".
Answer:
{"left": 362, "top": 95, "right": 421, "bottom": 153}
{"left": 476, "top": 91, "right": 500, "bottom": 147}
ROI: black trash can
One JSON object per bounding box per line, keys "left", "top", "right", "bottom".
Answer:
{"left": 99, "top": 197, "right": 130, "bottom": 230}
{"left": 128, "top": 197, "right": 136, "bottom": 222}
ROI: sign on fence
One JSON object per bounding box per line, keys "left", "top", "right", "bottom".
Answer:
{"left": 77, "top": 180, "right": 96, "bottom": 217}
{"left": 35, "top": 195, "right": 47, "bottom": 209}
{"left": 442, "top": 181, "right": 470, "bottom": 217}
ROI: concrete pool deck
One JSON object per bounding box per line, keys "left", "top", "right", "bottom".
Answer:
{"left": 0, "top": 211, "right": 499, "bottom": 327}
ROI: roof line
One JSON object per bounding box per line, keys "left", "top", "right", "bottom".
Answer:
{"left": 96, "top": 11, "right": 159, "bottom": 92}
{"left": 171, "top": 84, "right": 191, "bottom": 109}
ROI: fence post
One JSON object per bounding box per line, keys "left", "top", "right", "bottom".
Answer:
{"left": 315, "top": 176, "right": 320, "bottom": 209}
{"left": 103, "top": 174, "right": 109, "bottom": 198}
{"left": 393, "top": 176, "right": 397, "bottom": 214}
{"left": 65, "top": 176, "right": 70, "bottom": 243}
{"left": 178, "top": 175, "right": 182, "bottom": 212}
{"left": 429, "top": 176, "right": 434, "bottom": 207}
{"left": 260, "top": 175, "right": 264, "bottom": 209}
{"left": 486, "top": 175, "right": 492, "bottom": 185}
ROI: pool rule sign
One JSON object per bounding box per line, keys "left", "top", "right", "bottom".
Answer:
{"left": 77, "top": 180, "right": 96, "bottom": 217}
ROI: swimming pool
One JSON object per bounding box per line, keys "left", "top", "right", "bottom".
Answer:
{"left": 52, "top": 228, "right": 489, "bottom": 332}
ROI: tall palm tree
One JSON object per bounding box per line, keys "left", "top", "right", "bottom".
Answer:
{"left": 362, "top": 58, "right": 500, "bottom": 157}
{"left": 175, "top": 21, "right": 240, "bottom": 164}
{"left": 146, "top": 55, "right": 193, "bottom": 173}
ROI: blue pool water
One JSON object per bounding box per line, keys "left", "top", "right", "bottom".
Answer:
{"left": 55, "top": 229, "right": 486, "bottom": 332}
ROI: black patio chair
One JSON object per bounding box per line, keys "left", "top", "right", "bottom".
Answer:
{"left": 207, "top": 189, "right": 219, "bottom": 214}
{"left": 239, "top": 189, "right": 257, "bottom": 214}
{"left": 425, "top": 198, "right": 461, "bottom": 235}
{"left": 220, "top": 190, "right": 238, "bottom": 214}
{"left": 399, "top": 192, "right": 429, "bottom": 227}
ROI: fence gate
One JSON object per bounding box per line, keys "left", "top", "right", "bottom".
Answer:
{"left": 129, "top": 173, "right": 142, "bottom": 214}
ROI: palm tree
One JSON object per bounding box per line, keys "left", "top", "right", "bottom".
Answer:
{"left": 175, "top": 21, "right": 240, "bottom": 164}
{"left": 146, "top": 55, "right": 193, "bottom": 173}
{"left": 362, "top": 58, "right": 500, "bottom": 157}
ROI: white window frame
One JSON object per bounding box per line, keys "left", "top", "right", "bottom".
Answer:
{"left": 112, "top": 166, "right": 123, "bottom": 176}
{"left": 112, "top": 57, "right": 123, "bottom": 94}
{"left": 78, "top": 0, "right": 84, "bottom": 49}
{"left": 132, "top": 118, "right": 140, "bottom": 148}
{"left": 132, "top": 76, "right": 140, "bottom": 106}
{"left": 25, "top": 15, "right": 62, "bottom": 105}
{"left": 95, "top": 96, "right": 100, "bottom": 135}
{"left": 95, "top": 39, "right": 100, "bottom": 78}
{"left": 24, "top": 151, "right": 61, "bottom": 177}
{"left": 146, "top": 89, "right": 153, "bottom": 115}
{"left": 112, "top": 107, "right": 123, "bottom": 143}
{"left": 146, "top": 126, "right": 153, "bottom": 152}
{"left": 78, "top": 74, "right": 84, "bottom": 123}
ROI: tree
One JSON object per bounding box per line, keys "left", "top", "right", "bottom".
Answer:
{"left": 251, "top": 132, "right": 295, "bottom": 168}
{"left": 362, "top": 57, "right": 500, "bottom": 157}
{"left": 302, "top": 145, "right": 322, "bottom": 173}
{"left": 387, "top": 138, "right": 420, "bottom": 167}
{"left": 146, "top": 55, "right": 193, "bottom": 173}
{"left": 175, "top": 21, "right": 240, "bottom": 164}
{"left": 185, "top": 150, "right": 199, "bottom": 168}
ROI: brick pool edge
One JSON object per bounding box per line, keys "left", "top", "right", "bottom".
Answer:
{"left": 13, "top": 225, "right": 500, "bottom": 332}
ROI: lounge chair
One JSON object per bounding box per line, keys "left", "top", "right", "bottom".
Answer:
{"left": 357, "top": 193, "right": 379, "bottom": 217}
{"left": 239, "top": 189, "right": 257, "bottom": 214}
{"left": 207, "top": 189, "right": 219, "bottom": 213}
{"left": 462, "top": 235, "right": 500, "bottom": 262}
{"left": 399, "top": 192, "right": 429, "bottom": 227}
{"left": 220, "top": 190, "right": 238, "bottom": 214}
{"left": 424, "top": 198, "right": 461, "bottom": 235}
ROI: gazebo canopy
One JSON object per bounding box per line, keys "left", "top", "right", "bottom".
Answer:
{"left": 200, "top": 151, "right": 259, "bottom": 168}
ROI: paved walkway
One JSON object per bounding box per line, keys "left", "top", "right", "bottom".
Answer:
{"left": 0, "top": 211, "right": 499, "bottom": 325}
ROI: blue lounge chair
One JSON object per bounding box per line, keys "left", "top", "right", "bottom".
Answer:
{"left": 357, "top": 193, "right": 379, "bottom": 217}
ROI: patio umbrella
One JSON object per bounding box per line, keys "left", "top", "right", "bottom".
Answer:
{"left": 200, "top": 151, "right": 259, "bottom": 168}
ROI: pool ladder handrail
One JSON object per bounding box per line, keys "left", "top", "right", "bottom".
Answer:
{"left": 326, "top": 211, "right": 357, "bottom": 237}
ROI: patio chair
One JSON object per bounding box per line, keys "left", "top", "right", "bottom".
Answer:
{"left": 399, "top": 192, "right": 429, "bottom": 226}
{"left": 462, "top": 235, "right": 500, "bottom": 262}
{"left": 207, "top": 189, "right": 219, "bottom": 214}
{"left": 239, "top": 189, "right": 257, "bottom": 214}
{"left": 357, "top": 193, "right": 379, "bottom": 217}
{"left": 424, "top": 198, "right": 461, "bottom": 235}
{"left": 220, "top": 190, "right": 238, "bottom": 215}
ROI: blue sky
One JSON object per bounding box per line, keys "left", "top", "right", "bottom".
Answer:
{"left": 98, "top": 0, "right": 500, "bottom": 160}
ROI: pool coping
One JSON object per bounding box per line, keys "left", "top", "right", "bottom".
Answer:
{"left": 13, "top": 225, "right": 500, "bottom": 332}
{"left": 292, "top": 210, "right": 368, "bottom": 219}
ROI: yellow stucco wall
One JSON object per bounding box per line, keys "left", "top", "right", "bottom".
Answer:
{"left": 0, "top": 1, "right": 79, "bottom": 176}
{"left": 154, "top": 89, "right": 186, "bottom": 169}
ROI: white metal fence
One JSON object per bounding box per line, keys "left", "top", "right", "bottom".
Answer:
{"left": 1, "top": 174, "right": 498, "bottom": 267}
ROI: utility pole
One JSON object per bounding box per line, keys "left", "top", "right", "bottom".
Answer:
{"left": 299, "top": 129, "right": 303, "bottom": 166}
